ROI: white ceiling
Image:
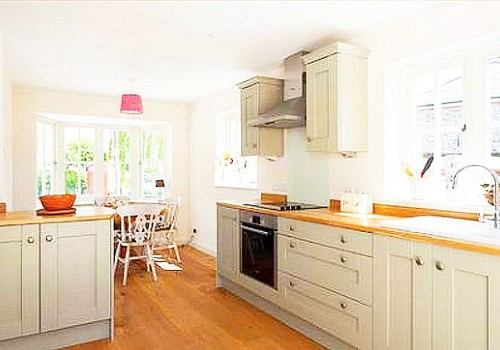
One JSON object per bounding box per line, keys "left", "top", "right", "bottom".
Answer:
{"left": 0, "top": 1, "right": 445, "bottom": 103}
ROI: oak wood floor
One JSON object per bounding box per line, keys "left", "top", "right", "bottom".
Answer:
{"left": 68, "top": 246, "right": 323, "bottom": 350}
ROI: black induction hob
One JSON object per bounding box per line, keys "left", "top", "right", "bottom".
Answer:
{"left": 244, "top": 201, "right": 327, "bottom": 211}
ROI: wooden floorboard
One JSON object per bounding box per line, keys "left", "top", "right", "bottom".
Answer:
{"left": 67, "top": 246, "right": 323, "bottom": 350}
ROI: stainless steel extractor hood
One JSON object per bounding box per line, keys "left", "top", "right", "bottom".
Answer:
{"left": 249, "top": 51, "right": 308, "bottom": 128}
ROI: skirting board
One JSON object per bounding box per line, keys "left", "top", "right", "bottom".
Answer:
{"left": 0, "top": 319, "right": 111, "bottom": 350}
{"left": 218, "top": 276, "right": 356, "bottom": 350}
{"left": 189, "top": 241, "right": 216, "bottom": 257}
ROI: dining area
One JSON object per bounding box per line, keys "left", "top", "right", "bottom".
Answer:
{"left": 94, "top": 195, "right": 184, "bottom": 286}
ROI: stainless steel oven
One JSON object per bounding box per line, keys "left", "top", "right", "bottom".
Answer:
{"left": 240, "top": 210, "right": 277, "bottom": 289}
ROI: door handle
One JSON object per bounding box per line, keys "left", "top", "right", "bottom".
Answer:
{"left": 415, "top": 256, "right": 425, "bottom": 266}
{"left": 435, "top": 261, "right": 445, "bottom": 271}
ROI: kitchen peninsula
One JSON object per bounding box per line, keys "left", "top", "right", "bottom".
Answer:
{"left": 0, "top": 207, "right": 114, "bottom": 350}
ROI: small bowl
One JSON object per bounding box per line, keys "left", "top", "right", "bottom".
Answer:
{"left": 39, "top": 194, "right": 76, "bottom": 211}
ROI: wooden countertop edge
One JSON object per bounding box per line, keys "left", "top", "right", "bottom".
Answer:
{"left": 217, "top": 201, "right": 500, "bottom": 256}
{"left": 0, "top": 209, "right": 114, "bottom": 227}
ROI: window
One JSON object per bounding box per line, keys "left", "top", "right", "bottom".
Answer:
{"left": 487, "top": 57, "right": 500, "bottom": 159}
{"left": 103, "top": 129, "right": 132, "bottom": 196}
{"left": 214, "top": 109, "right": 257, "bottom": 189}
{"left": 141, "top": 128, "right": 169, "bottom": 198}
{"left": 36, "top": 120, "right": 55, "bottom": 196}
{"left": 63, "top": 126, "right": 95, "bottom": 196}
{"left": 385, "top": 40, "right": 500, "bottom": 205}
{"left": 35, "top": 114, "right": 172, "bottom": 203}
{"left": 413, "top": 67, "right": 465, "bottom": 162}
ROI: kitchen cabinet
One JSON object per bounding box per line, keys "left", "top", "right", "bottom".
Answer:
{"left": 279, "top": 272, "right": 372, "bottom": 350}
{"left": 0, "top": 225, "right": 39, "bottom": 341}
{"left": 279, "top": 235, "right": 373, "bottom": 305}
{"left": 41, "top": 221, "right": 111, "bottom": 332}
{"left": 374, "top": 235, "right": 500, "bottom": 350}
{"left": 237, "top": 77, "right": 284, "bottom": 156}
{"left": 217, "top": 206, "right": 239, "bottom": 280}
{"left": 302, "top": 42, "right": 368, "bottom": 155}
{"left": 0, "top": 216, "right": 113, "bottom": 348}
{"left": 278, "top": 218, "right": 373, "bottom": 350}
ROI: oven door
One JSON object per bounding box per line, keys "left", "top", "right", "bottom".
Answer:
{"left": 240, "top": 222, "right": 277, "bottom": 289}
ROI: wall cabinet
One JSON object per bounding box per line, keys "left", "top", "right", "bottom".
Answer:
{"left": 302, "top": 42, "right": 368, "bottom": 154}
{"left": 217, "top": 206, "right": 239, "bottom": 280}
{"left": 0, "top": 220, "right": 112, "bottom": 344}
{"left": 237, "top": 77, "right": 284, "bottom": 156}
{"left": 374, "top": 235, "right": 500, "bottom": 350}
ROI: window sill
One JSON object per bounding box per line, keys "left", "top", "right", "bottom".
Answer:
{"left": 214, "top": 184, "right": 258, "bottom": 191}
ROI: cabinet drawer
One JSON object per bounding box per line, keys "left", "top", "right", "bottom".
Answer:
{"left": 279, "top": 235, "right": 372, "bottom": 304}
{"left": 279, "top": 272, "right": 372, "bottom": 350}
{"left": 0, "top": 226, "right": 22, "bottom": 243}
{"left": 278, "top": 218, "right": 372, "bottom": 256}
{"left": 57, "top": 220, "right": 110, "bottom": 237}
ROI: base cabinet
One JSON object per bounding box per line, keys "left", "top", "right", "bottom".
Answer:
{"left": 41, "top": 221, "right": 111, "bottom": 332}
{"left": 0, "top": 219, "right": 112, "bottom": 346}
{"left": 279, "top": 272, "right": 372, "bottom": 350}
{"left": 217, "top": 206, "right": 239, "bottom": 280}
{"left": 0, "top": 225, "right": 39, "bottom": 341}
{"left": 374, "top": 235, "right": 500, "bottom": 350}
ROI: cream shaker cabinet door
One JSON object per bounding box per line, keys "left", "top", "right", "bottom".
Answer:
{"left": 240, "top": 84, "right": 260, "bottom": 156}
{"left": 305, "top": 55, "right": 335, "bottom": 152}
{"left": 217, "top": 206, "right": 239, "bottom": 280}
{"left": 0, "top": 225, "right": 39, "bottom": 341}
{"left": 432, "top": 247, "right": 500, "bottom": 350}
{"left": 373, "top": 235, "right": 432, "bottom": 350}
{"left": 238, "top": 77, "right": 284, "bottom": 157}
{"left": 41, "top": 220, "right": 112, "bottom": 332}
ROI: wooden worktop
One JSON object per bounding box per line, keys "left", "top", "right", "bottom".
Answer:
{"left": 0, "top": 206, "right": 115, "bottom": 227}
{"left": 218, "top": 200, "right": 500, "bottom": 256}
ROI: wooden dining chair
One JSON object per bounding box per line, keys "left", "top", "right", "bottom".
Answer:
{"left": 152, "top": 198, "right": 182, "bottom": 263}
{"left": 113, "top": 204, "right": 164, "bottom": 286}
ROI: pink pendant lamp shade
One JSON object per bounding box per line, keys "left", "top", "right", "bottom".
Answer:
{"left": 120, "top": 94, "right": 143, "bottom": 114}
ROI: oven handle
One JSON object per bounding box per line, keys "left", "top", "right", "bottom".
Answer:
{"left": 240, "top": 224, "right": 272, "bottom": 236}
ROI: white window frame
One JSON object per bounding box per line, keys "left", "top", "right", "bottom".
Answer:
{"left": 35, "top": 115, "right": 172, "bottom": 205}
{"left": 36, "top": 118, "right": 57, "bottom": 196}
{"left": 384, "top": 40, "right": 500, "bottom": 206}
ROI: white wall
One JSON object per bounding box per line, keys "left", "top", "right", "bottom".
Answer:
{"left": 12, "top": 86, "right": 192, "bottom": 238}
{"left": 0, "top": 33, "right": 5, "bottom": 204}
{"left": 189, "top": 86, "right": 286, "bottom": 255}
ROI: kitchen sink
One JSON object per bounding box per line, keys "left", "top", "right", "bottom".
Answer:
{"left": 379, "top": 216, "right": 500, "bottom": 246}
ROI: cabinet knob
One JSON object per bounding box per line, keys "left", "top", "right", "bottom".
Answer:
{"left": 435, "top": 261, "right": 445, "bottom": 271}
{"left": 340, "top": 236, "right": 347, "bottom": 244}
{"left": 289, "top": 225, "right": 295, "bottom": 231}
{"left": 27, "top": 236, "right": 35, "bottom": 244}
{"left": 289, "top": 280, "right": 296, "bottom": 288}
{"left": 415, "top": 256, "right": 425, "bottom": 266}
{"left": 340, "top": 256, "right": 347, "bottom": 263}
{"left": 252, "top": 143, "right": 257, "bottom": 148}
{"left": 45, "top": 235, "right": 54, "bottom": 243}
{"left": 289, "top": 242, "right": 296, "bottom": 249}
{"left": 306, "top": 137, "right": 312, "bottom": 143}
{"left": 340, "top": 302, "right": 347, "bottom": 309}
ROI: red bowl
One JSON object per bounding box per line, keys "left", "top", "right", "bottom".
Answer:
{"left": 39, "top": 194, "right": 76, "bottom": 211}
